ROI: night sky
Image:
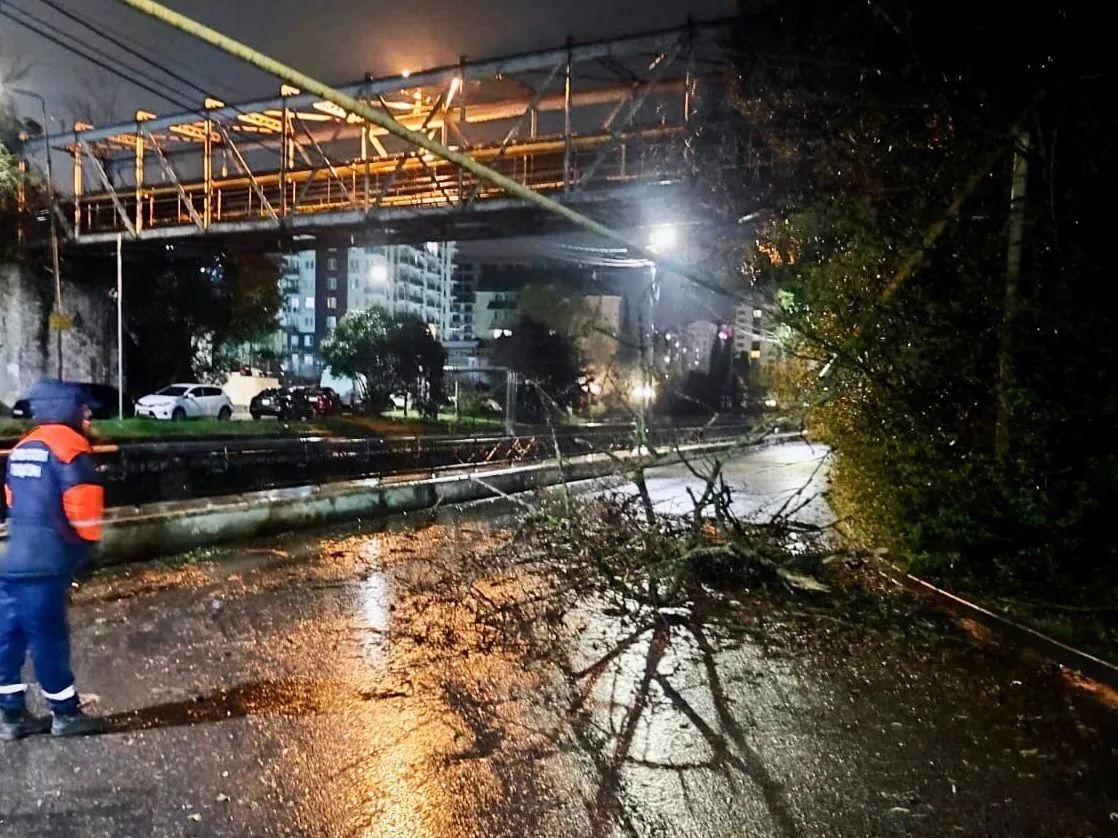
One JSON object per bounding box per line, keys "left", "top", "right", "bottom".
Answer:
{"left": 3, "top": 0, "right": 738, "bottom": 324}
{"left": 5, "top": 0, "right": 735, "bottom": 123}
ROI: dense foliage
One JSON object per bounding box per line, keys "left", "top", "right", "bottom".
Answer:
{"left": 68, "top": 246, "right": 283, "bottom": 393}
{"left": 727, "top": 1, "right": 1117, "bottom": 599}
{"left": 491, "top": 317, "right": 583, "bottom": 419}
{"left": 322, "top": 306, "right": 445, "bottom": 418}
{"left": 0, "top": 144, "right": 18, "bottom": 259}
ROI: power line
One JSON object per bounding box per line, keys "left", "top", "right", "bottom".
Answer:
{"left": 33, "top": 0, "right": 226, "bottom": 104}
{"left": 53, "top": 0, "right": 242, "bottom": 101}
{"left": 0, "top": 4, "right": 197, "bottom": 111}
{"left": 9, "top": 1, "right": 278, "bottom": 161}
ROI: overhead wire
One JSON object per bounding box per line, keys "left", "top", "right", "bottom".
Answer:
{"left": 10, "top": 0, "right": 285, "bottom": 162}
{"left": 51, "top": 0, "right": 242, "bottom": 101}
{"left": 33, "top": 0, "right": 235, "bottom": 106}
{"left": 1, "top": 4, "right": 198, "bottom": 111}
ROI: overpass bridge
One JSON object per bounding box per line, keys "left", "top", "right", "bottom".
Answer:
{"left": 18, "top": 20, "right": 753, "bottom": 248}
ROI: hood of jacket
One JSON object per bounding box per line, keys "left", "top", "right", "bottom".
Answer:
{"left": 27, "top": 379, "right": 98, "bottom": 430}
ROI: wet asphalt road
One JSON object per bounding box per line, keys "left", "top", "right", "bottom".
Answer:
{"left": 1, "top": 443, "right": 1116, "bottom": 837}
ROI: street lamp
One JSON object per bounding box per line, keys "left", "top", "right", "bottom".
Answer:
{"left": 648, "top": 225, "right": 678, "bottom": 254}
{"left": 9, "top": 87, "right": 64, "bottom": 379}
{"left": 643, "top": 224, "right": 677, "bottom": 391}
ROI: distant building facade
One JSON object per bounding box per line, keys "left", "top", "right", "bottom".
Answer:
{"left": 274, "top": 242, "right": 456, "bottom": 379}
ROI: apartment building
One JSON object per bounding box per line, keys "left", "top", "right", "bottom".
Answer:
{"left": 275, "top": 241, "right": 456, "bottom": 379}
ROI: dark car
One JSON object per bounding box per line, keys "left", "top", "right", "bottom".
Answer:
{"left": 249, "top": 388, "right": 301, "bottom": 420}
{"left": 10, "top": 383, "right": 133, "bottom": 420}
{"left": 297, "top": 387, "right": 343, "bottom": 418}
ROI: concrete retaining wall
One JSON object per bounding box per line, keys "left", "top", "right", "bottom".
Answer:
{"left": 0, "top": 261, "right": 118, "bottom": 410}
{"left": 90, "top": 444, "right": 710, "bottom": 563}
{"left": 1, "top": 435, "right": 800, "bottom": 565}
{"left": 0, "top": 433, "right": 800, "bottom": 565}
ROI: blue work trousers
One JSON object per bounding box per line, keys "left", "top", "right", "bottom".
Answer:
{"left": 0, "top": 578, "right": 81, "bottom": 715}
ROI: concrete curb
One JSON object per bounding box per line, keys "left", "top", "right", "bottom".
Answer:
{"left": 2, "top": 432, "right": 800, "bottom": 565}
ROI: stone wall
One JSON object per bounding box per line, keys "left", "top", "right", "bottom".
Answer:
{"left": 0, "top": 261, "right": 118, "bottom": 410}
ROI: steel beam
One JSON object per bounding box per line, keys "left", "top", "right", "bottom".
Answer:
{"left": 134, "top": 131, "right": 144, "bottom": 232}
{"left": 217, "top": 126, "right": 278, "bottom": 222}
{"left": 374, "top": 92, "right": 445, "bottom": 209}
{"left": 72, "top": 151, "right": 83, "bottom": 234}
{"left": 66, "top": 180, "right": 676, "bottom": 244}
{"left": 563, "top": 42, "right": 572, "bottom": 193}
{"left": 292, "top": 115, "right": 354, "bottom": 208}
{"left": 463, "top": 58, "right": 564, "bottom": 207}
{"left": 77, "top": 142, "right": 136, "bottom": 237}
{"left": 28, "top": 20, "right": 729, "bottom": 151}
{"left": 577, "top": 44, "right": 682, "bottom": 190}
{"left": 143, "top": 130, "right": 206, "bottom": 231}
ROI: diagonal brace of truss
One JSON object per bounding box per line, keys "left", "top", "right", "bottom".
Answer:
{"left": 216, "top": 125, "right": 278, "bottom": 221}
{"left": 143, "top": 130, "right": 205, "bottom": 231}
{"left": 577, "top": 43, "right": 683, "bottom": 190}
{"left": 373, "top": 96, "right": 457, "bottom": 207}
{"left": 374, "top": 91, "right": 446, "bottom": 209}
{"left": 462, "top": 57, "right": 565, "bottom": 208}
{"left": 291, "top": 112, "right": 356, "bottom": 210}
{"left": 77, "top": 141, "right": 136, "bottom": 237}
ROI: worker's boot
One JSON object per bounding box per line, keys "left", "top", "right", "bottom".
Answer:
{"left": 51, "top": 709, "right": 104, "bottom": 737}
{"left": 1, "top": 709, "right": 50, "bottom": 741}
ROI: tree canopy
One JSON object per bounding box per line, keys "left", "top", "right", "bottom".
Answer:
{"left": 492, "top": 317, "right": 582, "bottom": 418}
{"left": 322, "top": 306, "right": 446, "bottom": 418}
{"left": 88, "top": 247, "right": 282, "bottom": 393}
{"left": 719, "top": 0, "right": 1117, "bottom": 599}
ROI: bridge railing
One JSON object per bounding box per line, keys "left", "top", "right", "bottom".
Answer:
{"left": 69, "top": 127, "right": 687, "bottom": 239}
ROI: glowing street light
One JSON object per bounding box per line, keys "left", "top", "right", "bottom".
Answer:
{"left": 630, "top": 381, "right": 656, "bottom": 404}
{"left": 647, "top": 224, "right": 678, "bottom": 254}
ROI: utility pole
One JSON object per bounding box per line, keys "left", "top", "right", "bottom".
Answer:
{"left": 116, "top": 233, "right": 124, "bottom": 420}
{"left": 995, "top": 127, "right": 1030, "bottom": 468}
{"left": 12, "top": 88, "right": 64, "bottom": 378}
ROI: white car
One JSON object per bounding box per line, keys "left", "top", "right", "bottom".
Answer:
{"left": 135, "top": 384, "right": 235, "bottom": 421}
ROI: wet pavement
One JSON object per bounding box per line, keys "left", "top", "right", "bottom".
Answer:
{"left": 1, "top": 443, "right": 1116, "bottom": 836}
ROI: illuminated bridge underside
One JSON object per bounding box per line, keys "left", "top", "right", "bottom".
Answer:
{"left": 24, "top": 21, "right": 733, "bottom": 246}
{"left": 71, "top": 129, "right": 692, "bottom": 245}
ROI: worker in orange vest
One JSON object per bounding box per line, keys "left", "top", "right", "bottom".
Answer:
{"left": 1, "top": 380, "right": 105, "bottom": 740}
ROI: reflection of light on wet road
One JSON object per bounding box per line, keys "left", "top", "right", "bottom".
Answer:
{"left": 357, "top": 537, "right": 391, "bottom": 665}
{"left": 359, "top": 573, "right": 391, "bottom": 664}
{"left": 22, "top": 445, "right": 1112, "bottom": 836}
{"left": 606, "top": 441, "right": 833, "bottom": 524}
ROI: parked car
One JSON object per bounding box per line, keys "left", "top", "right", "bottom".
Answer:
{"left": 135, "top": 384, "right": 234, "bottom": 421}
{"left": 298, "top": 387, "right": 343, "bottom": 418}
{"left": 250, "top": 387, "right": 343, "bottom": 421}
{"left": 249, "top": 387, "right": 299, "bottom": 421}
{"left": 10, "top": 383, "right": 133, "bottom": 420}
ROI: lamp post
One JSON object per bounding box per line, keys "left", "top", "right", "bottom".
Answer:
{"left": 643, "top": 225, "right": 677, "bottom": 404}
{"left": 10, "top": 87, "right": 64, "bottom": 379}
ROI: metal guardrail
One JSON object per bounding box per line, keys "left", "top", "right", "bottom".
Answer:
{"left": 2, "top": 422, "right": 760, "bottom": 508}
